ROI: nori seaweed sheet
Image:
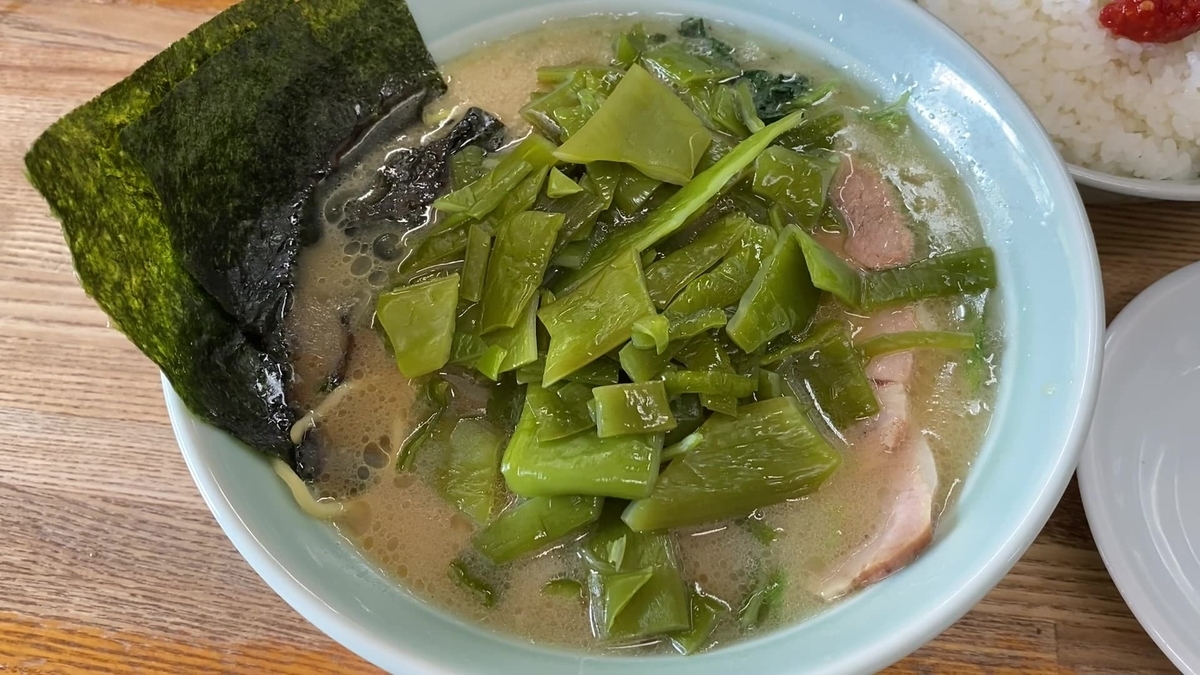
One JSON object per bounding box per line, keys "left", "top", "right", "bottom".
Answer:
{"left": 24, "top": 0, "right": 448, "bottom": 478}
{"left": 120, "top": 0, "right": 446, "bottom": 351}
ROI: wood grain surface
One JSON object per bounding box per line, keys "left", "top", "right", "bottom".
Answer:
{"left": 0, "top": 0, "right": 1186, "bottom": 672}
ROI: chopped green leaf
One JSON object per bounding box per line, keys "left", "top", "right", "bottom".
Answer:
{"left": 376, "top": 274, "right": 460, "bottom": 378}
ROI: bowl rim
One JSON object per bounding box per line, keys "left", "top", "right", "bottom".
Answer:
{"left": 164, "top": 0, "right": 1106, "bottom": 672}
{"left": 1070, "top": 163, "right": 1200, "bottom": 202}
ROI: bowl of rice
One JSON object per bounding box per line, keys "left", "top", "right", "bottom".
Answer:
{"left": 919, "top": 0, "right": 1200, "bottom": 201}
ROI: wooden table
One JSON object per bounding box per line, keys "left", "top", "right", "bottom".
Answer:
{"left": 0, "top": 1, "right": 1189, "bottom": 672}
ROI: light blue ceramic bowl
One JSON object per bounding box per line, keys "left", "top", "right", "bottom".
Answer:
{"left": 165, "top": 0, "right": 1104, "bottom": 672}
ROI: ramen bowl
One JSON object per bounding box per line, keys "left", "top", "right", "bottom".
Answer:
{"left": 167, "top": 0, "right": 1104, "bottom": 672}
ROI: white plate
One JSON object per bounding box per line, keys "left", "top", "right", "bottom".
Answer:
{"left": 1080, "top": 262, "right": 1200, "bottom": 675}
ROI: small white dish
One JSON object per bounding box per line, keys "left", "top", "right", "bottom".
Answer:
{"left": 1080, "top": 261, "right": 1200, "bottom": 675}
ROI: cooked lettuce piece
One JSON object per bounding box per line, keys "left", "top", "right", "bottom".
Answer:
{"left": 502, "top": 403, "right": 661, "bottom": 500}
{"left": 645, "top": 212, "right": 751, "bottom": 308}
{"left": 584, "top": 508, "right": 690, "bottom": 641}
{"left": 524, "top": 382, "right": 595, "bottom": 441}
{"left": 547, "top": 168, "right": 584, "bottom": 198}
{"left": 540, "top": 248, "right": 657, "bottom": 385}
{"left": 670, "top": 591, "right": 726, "bottom": 654}
{"left": 675, "top": 332, "right": 740, "bottom": 416}
{"left": 667, "top": 223, "right": 776, "bottom": 316}
{"left": 436, "top": 417, "right": 502, "bottom": 523}
{"left": 858, "top": 331, "right": 977, "bottom": 358}
{"left": 460, "top": 223, "right": 493, "bottom": 304}
{"left": 473, "top": 496, "right": 604, "bottom": 564}
{"left": 622, "top": 397, "right": 840, "bottom": 531}
{"left": 592, "top": 381, "right": 678, "bottom": 437}
{"left": 376, "top": 274, "right": 460, "bottom": 378}
{"left": 480, "top": 212, "right": 565, "bottom": 334}
{"left": 752, "top": 146, "right": 840, "bottom": 227}
{"left": 861, "top": 247, "right": 998, "bottom": 310}
{"left": 555, "top": 64, "right": 712, "bottom": 185}
{"left": 726, "top": 226, "right": 820, "bottom": 353}
{"left": 775, "top": 320, "right": 879, "bottom": 429}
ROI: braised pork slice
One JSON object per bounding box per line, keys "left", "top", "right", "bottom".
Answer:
{"left": 816, "top": 156, "right": 939, "bottom": 600}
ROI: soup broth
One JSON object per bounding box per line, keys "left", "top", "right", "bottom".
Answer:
{"left": 284, "top": 15, "right": 999, "bottom": 654}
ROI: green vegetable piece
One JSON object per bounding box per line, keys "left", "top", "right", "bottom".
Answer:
{"left": 667, "top": 308, "right": 728, "bottom": 342}
{"left": 618, "top": 342, "right": 676, "bottom": 383}
{"left": 537, "top": 65, "right": 622, "bottom": 87}
{"left": 794, "top": 228, "right": 862, "bottom": 306}
{"left": 640, "top": 42, "right": 738, "bottom": 87}
{"left": 668, "top": 223, "right": 777, "bottom": 316}
{"left": 683, "top": 82, "right": 749, "bottom": 138}
{"left": 862, "top": 91, "right": 912, "bottom": 134}
{"left": 584, "top": 509, "right": 690, "bottom": 641}
{"left": 552, "top": 240, "right": 589, "bottom": 269}
{"left": 601, "top": 569, "right": 655, "bottom": 632}
{"left": 858, "top": 331, "right": 977, "bottom": 359}
{"left": 593, "top": 381, "right": 678, "bottom": 437}
{"left": 664, "top": 394, "right": 706, "bottom": 446}
{"left": 613, "top": 23, "right": 651, "bottom": 67}
{"left": 563, "top": 358, "right": 622, "bottom": 386}
{"left": 670, "top": 592, "right": 726, "bottom": 655}
{"left": 726, "top": 226, "right": 820, "bottom": 353}
{"left": 448, "top": 559, "right": 498, "bottom": 607}
{"left": 460, "top": 223, "right": 493, "bottom": 304}
{"left": 396, "top": 377, "right": 453, "bottom": 472}
{"left": 436, "top": 418, "right": 501, "bottom": 523}
{"left": 480, "top": 211, "right": 565, "bottom": 334}
{"left": 861, "top": 247, "right": 998, "bottom": 310}
{"left": 502, "top": 403, "right": 662, "bottom": 500}
{"left": 622, "top": 397, "right": 840, "bottom": 531}
{"left": 739, "top": 568, "right": 785, "bottom": 630}
{"left": 540, "top": 248, "right": 656, "bottom": 385}
{"left": 585, "top": 161, "right": 622, "bottom": 210}
{"left": 663, "top": 370, "right": 757, "bottom": 398}
{"left": 547, "top": 168, "right": 584, "bottom": 198}
{"left": 472, "top": 496, "right": 604, "bottom": 564}
{"left": 450, "top": 145, "right": 488, "bottom": 188}
{"left": 777, "top": 321, "right": 878, "bottom": 429}
{"left": 434, "top": 159, "right": 532, "bottom": 215}
{"left": 752, "top": 146, "right": 839, "bottom": 227}
{"left": 559, "top": 111, "right": 804, "bottom": 294}
{"left": 734, "top": 79, "right": 766, "bottom": 133}
{"left": 555, "top": 64, "right": 711, "bottom": 186}
{"left": 631, "top": 315, "right": 671, "bottom": 354}
{"left": 542, "top": 577, "right": 585, "bottom": 600}
{"left": 515, "top": 358, "right": 546, "bottom": 385}
{"left": 474, "top": 344, "right": 510, "bottom": 381}
{"left": 524, "top": 382, "right": 594, "bottom": 441}
{"left": 400, "top": 226, "right": 469, "bottom": 276}
{"left": 676, "top": 332, "right": 739, "bottom": 416}
{"left": 496, "top": 164, "right": 552, "bottom": 220}
{"left": 376, "top": 274, "right": 460, "bottom": 378}
{"left": 483, "top": 292, "right": 541, "bottom": 376}
{"left": 780, "top": 110, "right": 846, "bottom": 153}
{"left": 645, "top": 212, "right": 750, "bottom": 308}
{"left": 757, "top": 368, "right": 785, "bottom": 400}
{"left": 613, "top": 166, "right": 664, "bottom": 214}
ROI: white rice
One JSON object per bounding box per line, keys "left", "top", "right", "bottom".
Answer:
{"left": 919, "top": 0, "right": 1200, "bottom": 180}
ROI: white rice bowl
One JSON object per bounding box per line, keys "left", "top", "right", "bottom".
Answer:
{"left": 920, "top": 0, "right": 1200, "bottom": 183}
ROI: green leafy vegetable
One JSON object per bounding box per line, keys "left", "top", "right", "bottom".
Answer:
{"left": 861, "top": 247, "right": 998, "bottom": 310}
{"left": 668, "top": 223, "right": 777, "bottom": 316}
{"left": 738, "top": 568, "right": 785, "bottom": 630}
{"left": 540, "top": 248, "right": 656, "bottom": 385}
{"left": 524, "top": 382, "right": 595, "bottom": 441}
{"left": 592, "top": 381, "right": 678, "bottom": 437}
{"left": 752, "top": 146, "right": 839, "bottom": 226}
{"left": 542, "top": 577, "right": 585, "bottom": 600}
{"left": 472, "top": 496, "right": 604, "bottom": 564}
{"left": 631, "top": 315, "right": 671, "bottom": 354}
{"left": 480, "top": 212, "right": 564, "bottom": 334}
{"left": 502, "top": 404, "right": 661, "bottom": 500}
{"left": 622, "top": 397, "right": 840, "bottom": 531}
{"left": 858, "top": 331, "right": 977, "bottom": 358}
{"left": 663, "top": 370, "right": 757, "bottom": 398}
{"left": 583, "top": 508, "right": 690, "bottom": 641}
{"left": 448, "top": 559, "right": 498, "bottom": 607}
{"left": 775, "top": 321, "right": 878, "bottom": 429}
{"left": 554, "top": 64, "right": 711, "bottom": 185}
{"left": 460, "top": 223, "right": 493, "bottom": 304}
{"left": 670, "top": 592, "right": 726, "bottom": 654}
{"left": 726, "top": 226, "right": 820, "bottom": 353}
{"left": 644, "top": 212, "right": 751, "bottom": 308}
{"left": 376, "top": 274, "right": 460, "bottom": 378}
{"left": 675, "top": 332, "right": 740, "bottom": 416}
{"left": 547, "top": 167, "right": 584, "bottom": 197}
{"left": 436, "top": 417, "right": 502, "bottom": 523}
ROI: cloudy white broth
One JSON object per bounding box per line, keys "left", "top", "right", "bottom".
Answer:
{"left": 282, "top": 15, "right": 1000, "bottom": 654}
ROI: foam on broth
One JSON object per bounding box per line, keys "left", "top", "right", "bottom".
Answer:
{"left": 283, "top": 15, "right": 998, "bottom": 653}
